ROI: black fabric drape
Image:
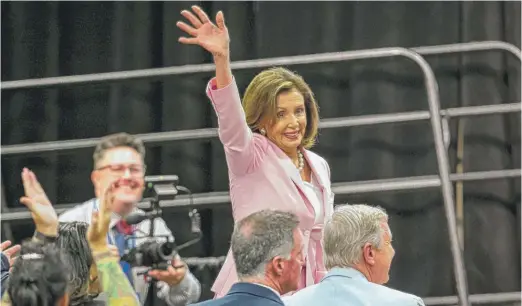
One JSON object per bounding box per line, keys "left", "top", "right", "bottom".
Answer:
{"left": 2, "top": 1, "right": 520, "bottom": 302}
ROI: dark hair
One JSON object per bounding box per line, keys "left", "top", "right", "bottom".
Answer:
{"left": 93, "top": 132, "right": 146, "bottom": 168}
{"left": 8, "top": 241, "right": 68, "bottom": 306}
{"left": 56, "top": 222, "right": 95, "bottom": 305}
{"left": 231, "top": 210, "right": 300, "bottom": 278}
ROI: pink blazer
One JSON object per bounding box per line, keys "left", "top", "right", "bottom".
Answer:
{"left": 206, "top": 77, "right": 335, "bottom": 298}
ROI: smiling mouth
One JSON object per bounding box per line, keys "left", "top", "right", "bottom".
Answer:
{"left": 284, "top": 131, "right": 300, "bottom": 140}
{"left": 114, "top": 180, "right": 138, "bottom": 190}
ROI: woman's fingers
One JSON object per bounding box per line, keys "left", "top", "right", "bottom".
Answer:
{"left": 29, "top": 170, "right": 45, "bottom": 195}
{"left": 181, "top": 10, "right": 202, "bottom": 28}
{"left": 191, "top": 5, "right": 211, "bottom": 24}
{"left": 21, "top": 168, "right": 32, "bottom": 195}
{"left": 216, "top": 11, "right": 226, "bottom": 30}
{"left": 176, "top": 21, "right": 198, "bottom": 37}
{"left": 19, "top": 196, "right": 36, "bottom": 210}
{"left": 178, "top": 37, "right": 199, "bottom": 45}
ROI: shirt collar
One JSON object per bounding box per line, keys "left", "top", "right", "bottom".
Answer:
{"left": 323, "top": 267, "right": 369, "bottom": 282}
{"left": 254, "top": 283, "right": 281, "bottom": 297}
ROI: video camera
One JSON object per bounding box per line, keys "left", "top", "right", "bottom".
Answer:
{"left": 120, "top": 175, "right": 201, "bottom": 271}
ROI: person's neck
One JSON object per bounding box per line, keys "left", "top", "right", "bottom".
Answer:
{"left": 352, "top": 263, "right": 374, "bottom": 282}
{"left": 95, "top": 196, "right": 132, "bottom": 218}
{"left": 242, "top": 275, "right": 283, "bottom": 295}
{"left": 114, "top": 203, "right": 133, "bottom": 218}
{"left": 283, "top": 148, "right": 300, "bottom": 165}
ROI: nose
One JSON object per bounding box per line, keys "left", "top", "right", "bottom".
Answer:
{"left": 121, "top": 168, "right": 132, "bottom": 178}
{"left": 288, "top": 114, "right": 299, "bottom": 128}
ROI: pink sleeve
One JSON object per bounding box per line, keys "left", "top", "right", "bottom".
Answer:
{"left": 206, "top": 77, "right": 266, "bottom": 176}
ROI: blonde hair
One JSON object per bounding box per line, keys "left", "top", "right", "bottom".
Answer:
{"left": 242, "top": 67, "right": 320, "bottom": 149}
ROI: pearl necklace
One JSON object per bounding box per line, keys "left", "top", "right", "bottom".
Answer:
{"left": 297, "top": 151, "right": 305, "bottom": 172}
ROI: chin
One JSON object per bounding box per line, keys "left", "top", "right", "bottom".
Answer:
{"left": 282, "top": 140, "right": 302, "bottom": 149}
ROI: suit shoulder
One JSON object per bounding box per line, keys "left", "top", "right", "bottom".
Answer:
{"left": 252, "top": 133, "right": 270, "bottom": 150}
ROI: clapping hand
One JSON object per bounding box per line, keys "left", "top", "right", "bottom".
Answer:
{"left": 19, "top": 168, "right": 58, "bottom": 237}
{"left": 176, "top": 5, "right": 230, "bottom": 59}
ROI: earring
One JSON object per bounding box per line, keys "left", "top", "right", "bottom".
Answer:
{"left": 260, "top": 128, "right": 266, "bottom": 135}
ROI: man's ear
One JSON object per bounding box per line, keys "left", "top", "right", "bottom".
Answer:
{"left": 269, "top": 256, "right": 286, "bottom": 277}
{"left": 362, "top": 242, "right": 377, "bottom": 266}
{"left": 91, "top": 170, "right": 98, "bottom": 188}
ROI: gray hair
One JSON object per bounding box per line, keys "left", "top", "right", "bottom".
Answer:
{"left": 93, "top": 132, "right": 146, "bottom": 168}
{"left": 323, "top": 204, "right": 388, "bottom": 270}
{"left": 231, "top": 210, "right": 300, "bottom": 279}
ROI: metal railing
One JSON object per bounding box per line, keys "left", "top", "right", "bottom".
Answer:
{"left": 2, "top": 41, "right": 521, "bottom": 306}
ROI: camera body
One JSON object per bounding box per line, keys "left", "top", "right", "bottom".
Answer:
{"left": 119, "top": 175, "right": 201, "bottom": 272}
{"left": 121, "top": 236, "right": 176, "bottom": 270}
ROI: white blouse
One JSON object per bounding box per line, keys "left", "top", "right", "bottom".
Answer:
{"left": 302, "top": 175, "right": 324, "bottom": 224}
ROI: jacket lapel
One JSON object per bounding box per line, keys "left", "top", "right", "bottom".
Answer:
{"left": 302, "top": 150, "right": 326, "bottom": 188}
{"left": 302, "top": 150, "right": 331, "bottom": 220}
{"left": 273, "top": 144, "right": 315, "bottom": 216}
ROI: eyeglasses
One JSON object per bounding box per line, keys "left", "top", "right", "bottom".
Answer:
{"left": 96, "top": 164, "right": 146, "bottom": 177}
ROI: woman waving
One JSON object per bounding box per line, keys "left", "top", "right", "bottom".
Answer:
{"left": 177, "top": 6, "right": 335, "bottom": 298}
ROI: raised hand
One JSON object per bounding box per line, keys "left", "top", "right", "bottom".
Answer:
{"left": 87, "top": 183, "right": 115, "bottom": 250}
{"left": 177, "top": 5, "right": 230, "bottom": 58}
{"left": 20, "top": 168, "right": 58, "bottom": 236}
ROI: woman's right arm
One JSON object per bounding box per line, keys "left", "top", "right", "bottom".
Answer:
{"left": 178, "top": 6, "right": 263, "bottom": 176}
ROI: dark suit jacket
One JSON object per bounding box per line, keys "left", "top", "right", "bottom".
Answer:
{"left": 190, "top": 283, "right": 283, "bottom": 306}
{"left": 1, "top": 253, "right": 10, "bottom": 295}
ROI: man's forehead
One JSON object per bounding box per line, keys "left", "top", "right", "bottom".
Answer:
{"left": 100, "top": 147, "right": 142, "bottom": 164}
{"left": 380, "top": 221, "right": 392, "bottom": 239}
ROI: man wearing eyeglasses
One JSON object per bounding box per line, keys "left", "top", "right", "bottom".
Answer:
{"left": 59, "top": 133, "right": 201, "bottom": 306}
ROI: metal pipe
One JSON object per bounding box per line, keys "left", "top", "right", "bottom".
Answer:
{"left": 2, "top": 169, "right": 519, "bottom": 222}
{"left": 441, "top": 103, "right": 521, "bottom": 117}
{"left": 184, "top": 256, "right": 226, "bottom": 268}
{"left": 1, "top": 183, "right": 15, "bottom": 242}
{"left": 420, "top": 46, "right": 469, "bottom": 303}
{"left": 1, "top": 41, "right": 520, "bottom": 90}
{"left": 411, "top": 40, "right": 521, "bottom": 61}
{"left": 423, "top": 292, "right": 521, "bottom": 305}
{"left": 2, "top": 102, "right": 519, "bottom": 155}
{"left": 332, "top": 175, "right": 441, "bottom": 194}
{"left": 331, "top": 168, "right": 520, "bottom": 195}
{"left": 319, "top": 110, "right": 430, "bottom": 129}
{"left": 0, "top": 47, "right": 410, "bottom": 90}
{"left": 455, "top": 118, "right": 465, "bottom": 250}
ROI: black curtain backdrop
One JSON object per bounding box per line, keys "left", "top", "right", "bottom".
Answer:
{"left": 2, "top": 1, "right": 520, "bottom": 302}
